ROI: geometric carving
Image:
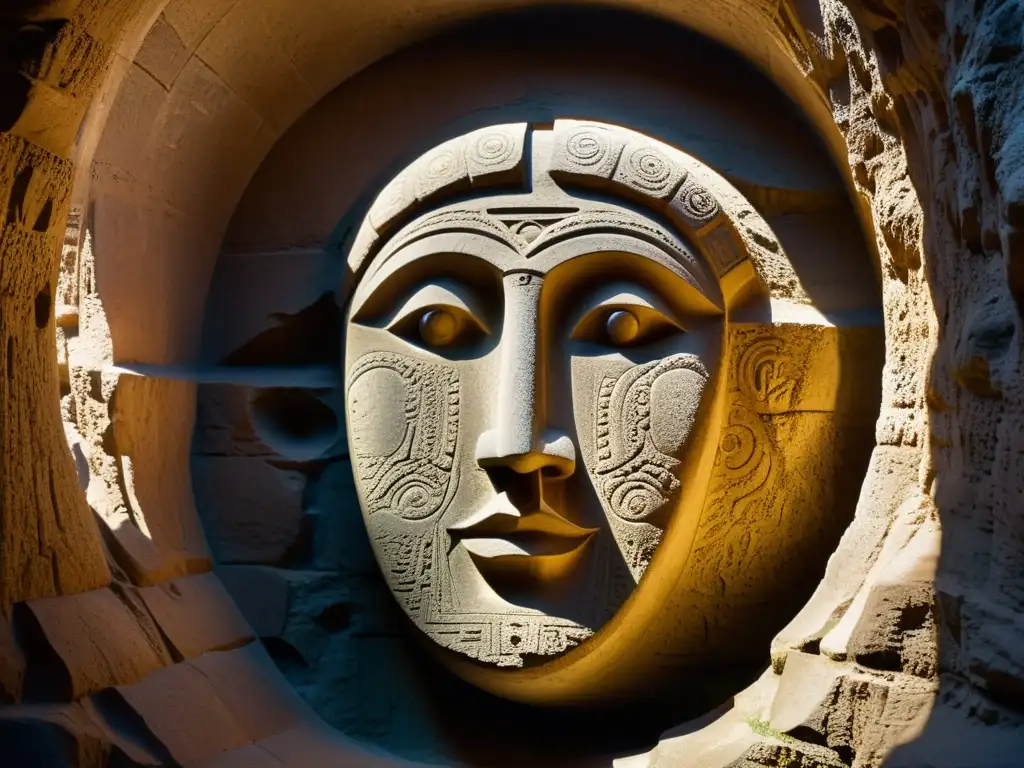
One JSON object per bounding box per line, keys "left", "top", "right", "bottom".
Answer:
{"left": 466, "top": 125, "right": 526, "bottom": 184}
{"left": 736, "top": 335, "right": 797, "bottom": 411}
{"left": 347, "top": 351, "right": 459, "bottom": 521}
{"left": 366, "top": 123, "right": 528, "bottom": 233}
{"left": 341, "top": 122, "right": 877, "bottom": 705}
{"left": 380, "top": 208, "right": 519, "bottom": 260}
{"left": 686, "top": 322, "right": 870, "bottom": 618}
{"left": 592, "top": 355, "right": 709, "bottom": 524}
{"left": 549, "top": 121, "right": 627, "bottom": 183}
{"left": 368, "top": 206, "right": 708, "bottom": 286}
{"left": 524, "top": 208, "right": 701, "bottom": 269}
{"left": 414, "top": 139, "right": 469, "bottom": 202}
{"left": 612, "top": 138, "right": 687, "bottom": 200}
{"left": 670, "top": 176, "right": 723, "bottom": 231}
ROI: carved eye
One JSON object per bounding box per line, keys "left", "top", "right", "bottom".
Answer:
{"left": 385, "top": 282, "right": 489, "bottom": 351}
{"left": 605, "top": 310, "right": 640, "bottom": 345}
{"left": 572, "top": 292, "right": 682, "bottom": 348}
{"left": 419, "top": 309, "right": 458, "bottom": 346}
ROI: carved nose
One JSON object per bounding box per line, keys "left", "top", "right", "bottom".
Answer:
{"left": 476, "top": 428, "right": 576, "bottom": 478}
{"left": 475, "top": 272, "right": 576, "bottom": 479}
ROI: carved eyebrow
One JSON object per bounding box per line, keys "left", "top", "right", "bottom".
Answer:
{"left": 349, "top": 243, "right": 505, "bottom": 319}
{"left": 362, "top": 216, "right": 520, "bottom": 286}
{"left": 580, "top": 287, "right": 679, "bottom": 319}
{"left": 527, "top": 234, "right": 722, "bottom": 311}
{"left": 382, "top": 280, "right": 490, "bottom": 333}
{"left": 569, "top": 283, "right": 685, "bottom": 330}
{"left": 542, "top": 248, "right": 724, "bottom": 319}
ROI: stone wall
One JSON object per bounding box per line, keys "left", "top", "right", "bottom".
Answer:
{"left": 0, "top": 1, "right": 1021, "bottom": 766}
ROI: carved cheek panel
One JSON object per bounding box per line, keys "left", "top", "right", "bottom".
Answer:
{"left": 591, "top": 355, "right": 710, "bottom": 524}
{"left": 347, "top": 351, "right": 460, "bottom": 521}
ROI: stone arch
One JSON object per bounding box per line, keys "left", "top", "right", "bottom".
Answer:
{"left": 0, "top": 1, "right": 1020, "bottom": 767}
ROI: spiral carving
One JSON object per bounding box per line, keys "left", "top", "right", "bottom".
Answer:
{"left": 471, "top": 131, "right": 515, "bottom": 166}
{"left": 683, "top": 184, "right": 718, "bottom": 219}
{"left": 590, "top": 355, "right": 709, "bottom": 524}
{"left": 425, "top": 150, "right": 458, "bottom": 180}
{"left": 673, "top": 178, "right": 720, "bottom": 227}
{"left": 737, "top": 337, "right": 796, "bottom": 411}
{"left": 566, "top": 129, "right": 609, "bottom": 167}
{"left": 626, "top": 147, "right": 673, "bottom": 191}
{"left": 347, "top": 352, "right": 460, "bottom": 521}
{"left": 611, "top": 481, "right": 666, "bottom": 521}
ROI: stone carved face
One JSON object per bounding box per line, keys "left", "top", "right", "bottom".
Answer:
{"left": 341, "top": 122, "right": 881, "bottom": 705}
{"left": 345, "top": 197, "right": 726, "bottom": 696}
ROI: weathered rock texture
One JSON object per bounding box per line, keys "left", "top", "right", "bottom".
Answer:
{"left": 0, "top": 0, "right": 1021, "bottom": 766}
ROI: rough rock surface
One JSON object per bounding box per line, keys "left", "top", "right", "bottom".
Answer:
{"left": 0, "top": 0, "right": 1022, "bottom": 766}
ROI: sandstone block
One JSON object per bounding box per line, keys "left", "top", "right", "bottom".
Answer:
{"left": 134, "top": 14, "right": 190, "bottom": 90}
{"left": 769, "top": 652, "right": 845, "bottom": 738}
{"left": 114, "top": 374, "right": 211, "bottom": 575}
{"left": 199, "top": 249, "right": 338, "bottom": 366}
{"left": 138, "top": 572, "right": 253, "bottom": 659}
{"left": 188, "top": 644, "right": 313, "bottom": 742}
{"left": 821, "top": 511, "right": 939, "bottom": 672}
{"left": 26, "top": 587, "right": 171, "bottom": 699}
{"left": 194, "top": 383, "right": 273, "bottom": 457}
{"left": 771, "top": 445, "right": 922, "bottom": 669}
{"left": 115, "top": 661, "right": 251, "bottom": 765}
{"left": 730, "top": 740, "right": 845, "bottom": 767}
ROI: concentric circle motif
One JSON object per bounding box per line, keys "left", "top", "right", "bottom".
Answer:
{"left": 566, "top": 129, "right": 608, "bottom": 167}
{"left": 394, "top": 482, "right": 436, "bottom": 520}
{"left": 472, "top": 132, "right": 514, "bottom": 166}
{"left": 681, "top": 182, "right": 720, "bottom": 221}
{"left": 627, "top": 147, "right": 672, "bottom": 190}
{"left": 426, "top": 151, "right": 457, "bottom": 179}
{"left": 611, "top": 481, "right": 666, "bottom": 522}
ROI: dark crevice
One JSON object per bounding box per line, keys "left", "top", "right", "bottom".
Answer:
{"left": 314, "top": 602, "right": 353, "bottom": 633}
{"left": 5, "top": 165, "right": 31, "bottom": 226}
{"left": 33, "top": 197, "right": 51, "bottom": 232}
{"left": 48, "top": 552, "right": 60, "bottom": 595}
{"left": 262, "top": 636, "right": 310, "bottom": 674}
{"left": 47, "top": 468, "right": 62, "bottom": 533}
{"left": 34, "top": 283, "right": 50, "bottom": 328}
{"left": 11, "top": 603, "right": 71, "bottom": 702}
{"left": 90, "top": 689, "right": 176, "bottom": 767}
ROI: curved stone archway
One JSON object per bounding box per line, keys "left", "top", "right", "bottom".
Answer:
{"left": 0, "top": 1, "right": 1022, "bottom": 767}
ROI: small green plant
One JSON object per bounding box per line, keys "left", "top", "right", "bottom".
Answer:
{"left": 745, "top": 717, "right": 798, "bottom": 744}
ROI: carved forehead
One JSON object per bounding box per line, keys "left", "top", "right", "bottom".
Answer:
{"left": 344, "top": 120, "right": 804, "bottom": 307}
{"left": 357, "top": 202, "right": 720, "bottom": 300}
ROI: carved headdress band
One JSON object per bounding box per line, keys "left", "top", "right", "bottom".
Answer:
{"left": 344, "top": 121, "right": 770, "bottom": 297}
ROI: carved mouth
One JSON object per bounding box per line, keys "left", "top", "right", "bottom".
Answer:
{"left": 448, "top": 492, "right": 598, "bottom": 581}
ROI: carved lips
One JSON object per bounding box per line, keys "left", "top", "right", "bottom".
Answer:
{"left": 448, "top": 492, "right": 598, "bottom": 582}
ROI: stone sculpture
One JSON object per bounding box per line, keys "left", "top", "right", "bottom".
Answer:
{"left": 344, "top": 121, "right": 882, "bottom": 704}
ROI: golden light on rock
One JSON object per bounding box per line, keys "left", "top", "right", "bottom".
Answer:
{"left": 7, "top": 3, "right": 1018, "bottom": 765}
